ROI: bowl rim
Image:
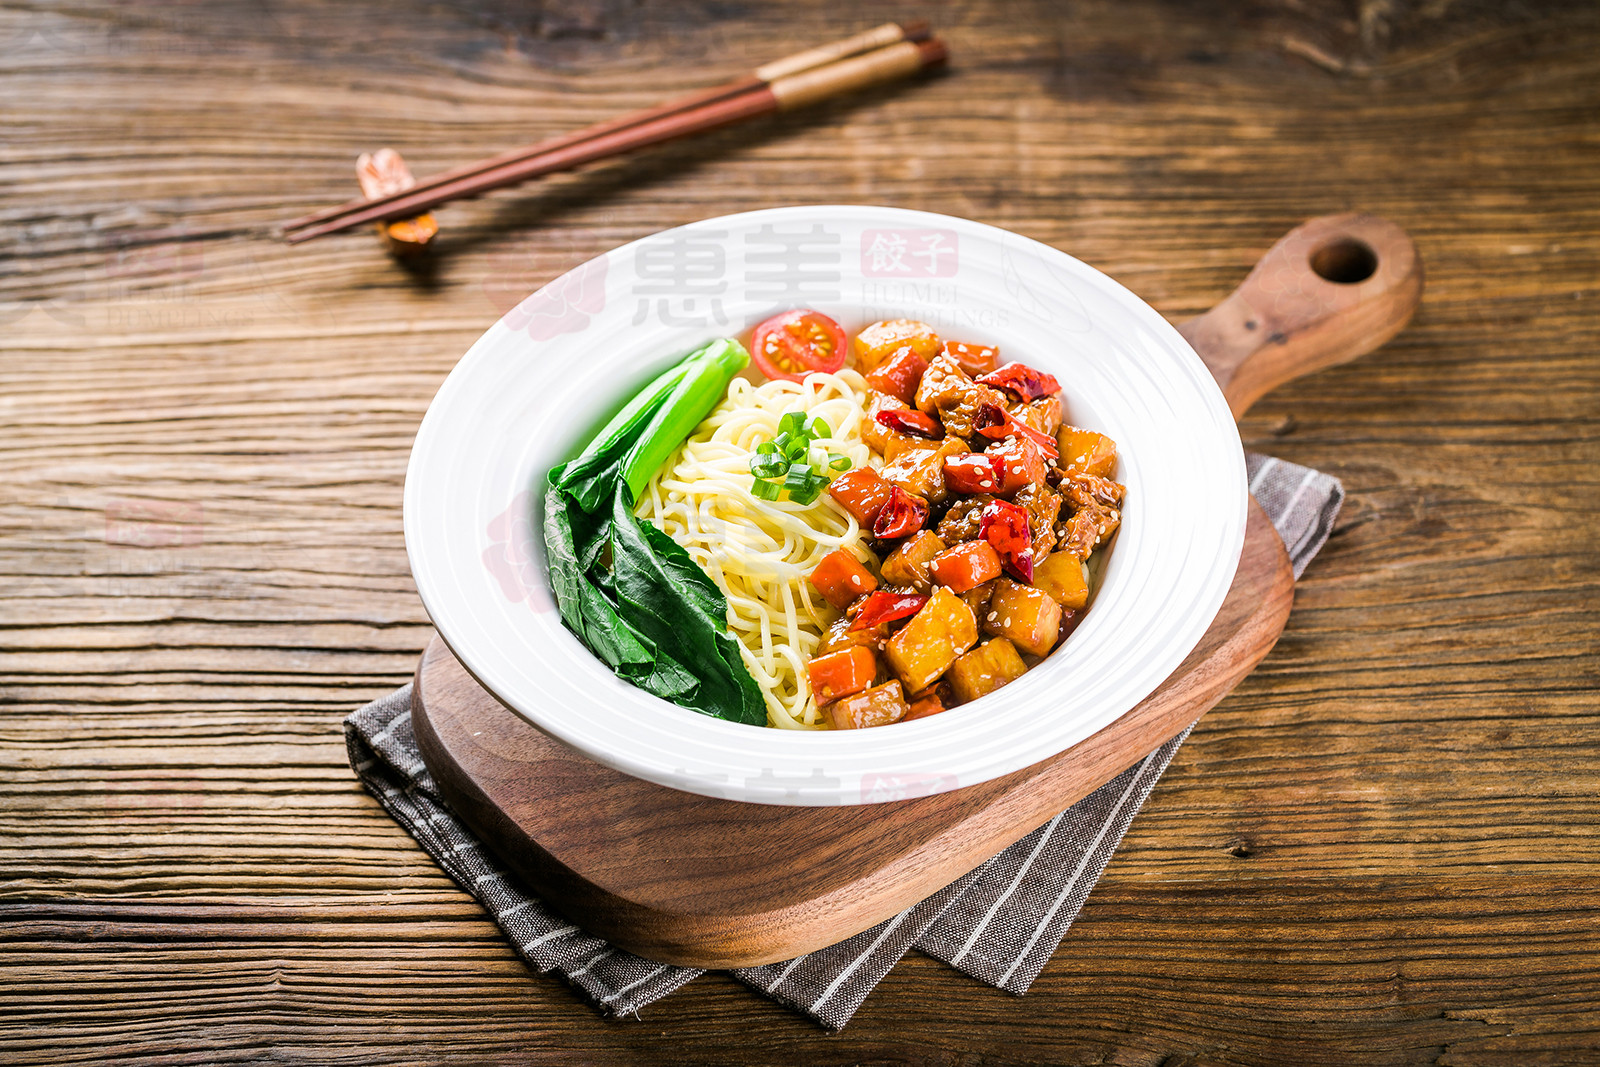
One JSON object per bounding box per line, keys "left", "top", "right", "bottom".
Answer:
{"left": 404, "top": 204, "right": 1247, "bottom": 805}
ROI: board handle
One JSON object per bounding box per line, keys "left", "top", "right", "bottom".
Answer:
{"left": 1177, "top": 213, "right": 1423, "bottom": 419}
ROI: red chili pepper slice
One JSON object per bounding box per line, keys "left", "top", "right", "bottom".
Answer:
{"left": 872, "top": 486, "right": 929, "bottom": 540}
{"left": 972, "top": 403, "right": 1060, "bottom": 459}
{"left": 848, "top": 589, "right": 929, "bottom": 631}
{"left": 977, "top": 361, "right": 1061, "bottom": 402}
{"left": 874, "top": 406, "right": 943, "bottom": 439}
{"left": 979, "top": 498, "right": 1036, "bottom": 582}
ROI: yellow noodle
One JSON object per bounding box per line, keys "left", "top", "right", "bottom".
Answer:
{"left": 635, "top": 370, "right": 878, "bottom": 729}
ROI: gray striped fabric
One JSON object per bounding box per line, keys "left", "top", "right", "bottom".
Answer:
{"left": 345, "top": 452, "right": 1342, "bottom": 1030}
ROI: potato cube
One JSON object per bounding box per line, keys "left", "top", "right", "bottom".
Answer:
{"left": 884, "top": 587, "right": 979, "bottom": 693}
{"left": 1031, "top": 551, "right": 1089, "bottom": 610}
{"left": 982, "top": 578, "right": 1063, "bottom": 657}
{"left": 825, "top": 680, "right": 909, "bottom": 730}
{"left": 862, "top": 392, "right": 923, "bottom": 460}
{"left": 1057, "top": 425, "right": 1118, "bottom": 479}
{"left": 881, "top": 530, "right": 945, "bottom": 592}
{"left": 947, "top": 637, "right": 1028, "bottom": 703}
{"left": 854, "top": 319, "right": 942, "bottom": 372}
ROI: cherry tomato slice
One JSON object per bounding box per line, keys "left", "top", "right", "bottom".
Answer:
{"left": 750, "top": 309, "right": 848, "bottom": 383}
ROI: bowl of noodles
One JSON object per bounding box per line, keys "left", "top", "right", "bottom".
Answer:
{"left": 404, "top": 205, "right": 1246, "bottom": 805}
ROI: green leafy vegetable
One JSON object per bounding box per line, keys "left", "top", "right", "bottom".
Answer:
{"left": 747, "top": 406, "right": 852, "bottom": 503}
{"left": 543, "top": 339, "right": 765, "bottom": 725}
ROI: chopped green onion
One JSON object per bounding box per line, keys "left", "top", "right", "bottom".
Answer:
{"left": 829, "top": 453, "right": 853, "bottom": 471}
{"left": 750, "top": 478, "right": 781, "bottom": 501}
{"left": 808, "top": 417, "right": 831, "bottom": 439}
{"left": 790, "top": 484, "right": 821, "bottom": 506}
{"left": 779, "top": 411, "right": 806, "bottom": 436}
{"left": 757, "top": 441, "right": 778, "bottom": 455}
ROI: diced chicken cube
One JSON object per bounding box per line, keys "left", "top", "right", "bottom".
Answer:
{"left": 881, "top": 436, "right": 969, "bottom": 504}
{"left": 960, "top": 579, "right": 996, "bottom": 621}
{"left": 982, "top": 579, "right": 1063, "bottom": 657}
{"left": 935, "top": 494, "right": 997, "bottom": 545}
{"left": 1061, "top": 472, "right": 1126, "bottom": 510}
{"left": 913, "top": 354, "right": 1009, "bottom": 439}
{"left": 947, "top": 637, "right": 1028, "bottom": 703}
{"left": 825, "top": 680, "right": 909, "bottom": 729}
{"left": 880, "top": 530, "right": 945, "bottom": 592}
{"left": 884, "top": 587, "right": 979, "bottom": 693}
{"left": 1013, "top": 482, "right": 1062, "bottom": 559}
{"left": 1055, "top": 501, "right": 1121, "bottom": 561}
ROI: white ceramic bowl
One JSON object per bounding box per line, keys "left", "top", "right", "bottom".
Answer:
{"left": 405, "top": 206, "right": 1245, "bottom": 806}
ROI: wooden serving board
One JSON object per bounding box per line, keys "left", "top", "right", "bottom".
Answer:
{"left": 412, "top": 213, "right": 1423, "bottom": 968}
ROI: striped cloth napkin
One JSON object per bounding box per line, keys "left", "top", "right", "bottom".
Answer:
{"left": 345, "top": 452, "right": 1341, "bottom": 1031}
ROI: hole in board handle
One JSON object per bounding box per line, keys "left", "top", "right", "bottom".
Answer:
{"left": 1310, "top": 237, "right": 1378, "bottom": 284}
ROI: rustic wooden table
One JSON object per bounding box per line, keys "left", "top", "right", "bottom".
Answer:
{"left": 4, "top": 2, "right": 1597, "bottom": 1063}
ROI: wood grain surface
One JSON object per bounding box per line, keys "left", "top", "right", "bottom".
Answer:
{"left": 1, "top": 0, "right": 1597, "bottom": 1063}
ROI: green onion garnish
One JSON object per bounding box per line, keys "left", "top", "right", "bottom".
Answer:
{"left": 749, "top": 407, "right": 853, "bottom": 505}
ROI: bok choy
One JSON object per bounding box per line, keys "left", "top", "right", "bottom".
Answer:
{"left": 543, "top": 339, "right": 765, "bottom": 725}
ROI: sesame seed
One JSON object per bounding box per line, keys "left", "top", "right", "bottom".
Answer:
{"left": 987, "top": 611, "right": 998, "bottom": 621}
{"left": 1003, "top": 617, "right": 1012, "bottom": 627}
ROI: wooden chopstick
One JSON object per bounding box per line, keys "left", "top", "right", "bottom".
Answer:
{"left": 282, "top": 27, "right": 944, "bottom": 244}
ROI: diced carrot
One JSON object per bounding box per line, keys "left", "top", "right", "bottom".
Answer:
{"left": 944, "top": 451, "right": 1002, "bottom": 495}
{"left": 928, "top": 540, "right": 1003, "bottom": 593}
{"left": 827, "top": 466, "right": 895, "bottom": 527}
{"left": 808, "top": 549, "right": 879, "bottom": 610}
{"left": 807, "top": 646, "right": 878, "bottom": 705}
{"left": 987, "top": 433, "right": 1048, "bottom": 494}
{"left": 904, "top": 690, "right": 948, "bottom": 720}
{"left": 942, "top": 340, "right": 1000, "bottom": 376}
{"left": 864, "top": 346, "right": 931, "bottom": 405}
{"left": 826, "top": 680, "right": 910, "bottom": 729}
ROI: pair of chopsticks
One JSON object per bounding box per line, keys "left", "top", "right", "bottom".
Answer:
{"left": 281, "top": 22, "right": 946, "bottom": 244}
